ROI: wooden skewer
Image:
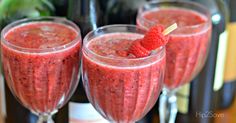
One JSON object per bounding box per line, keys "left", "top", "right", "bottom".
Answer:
{"left": 162, "top": 23, "right": 178, "bottom": 35}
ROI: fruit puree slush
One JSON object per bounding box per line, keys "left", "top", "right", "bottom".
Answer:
{"left": 1, "top": 22, "right": 81, "bottom": 113}
{"left": 137, "top": 8, "right": 212, "bottom": 89}
{"left": 82, "top": 33, "right": 166, "bottom": 122}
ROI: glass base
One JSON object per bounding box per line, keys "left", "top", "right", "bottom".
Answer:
{"left": 33, "top": 110, "right": 58, "bottom": 123}
{"left": 159, "top": 88, "right": 178, "bottom": 123}
{"left": 37, "top": 114, "right": 54, "bottom": 123}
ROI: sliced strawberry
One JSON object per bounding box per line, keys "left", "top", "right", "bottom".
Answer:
{"left": 141, "top": 25, "right": 168, "bottom": 50}
{"left": 128, "top": 39, "right": 150, "bottom": 58}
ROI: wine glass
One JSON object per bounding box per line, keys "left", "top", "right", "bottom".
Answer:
{"left": 82, "top": 25, "right": 166, "bottom": 123}
{"left": 1, "top": 17, "right": 82, "bottom": 123}
{"left": 137, "top": 1, "right": 212, "bottom": 123}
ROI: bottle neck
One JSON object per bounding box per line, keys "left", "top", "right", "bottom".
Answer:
{"left": 67, "top": 0, "right": 102, "bottom": 37}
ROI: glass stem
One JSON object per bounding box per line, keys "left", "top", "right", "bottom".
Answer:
{"left": 159, "top": 89, "right": 177, "bottom": 123}
{"left": 37, "top": 114, "right": 54, "bottom": 123}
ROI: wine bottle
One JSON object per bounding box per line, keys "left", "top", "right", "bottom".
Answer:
{"left": 56, "top": 0, "right": 109, "bottom": 122}
{"left": 104, "top": 0, "right": 147, "bottom": 24}
{"left": 66, "top": 1, "right": 155, "bottom": 122}
{"left": 0, "top": 1, "right": 54, "bottom": 123}
{"left": 215, "top": 0, "right": 236, "bottom": 109}
{"left": 175, "top": 0, "right": 228, "bottom": 123}
{"left": 67, "top": 0, "right": 104, "bottom": 37}
{"left": 50, "top": 0, "right": 68, "bottom": 16}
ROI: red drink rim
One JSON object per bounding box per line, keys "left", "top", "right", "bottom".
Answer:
{"left": 1, "top": 16, "right": 82, "bottom": 54}
{"left": 137, "top": 0, "right": 212, "bottom": 35}
{"left": 83, "top": 24, "right": 166, "bottom": 63}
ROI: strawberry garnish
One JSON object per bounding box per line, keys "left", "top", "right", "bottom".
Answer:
{"left": 128, "top": 39, "right": 150, "bottom": 58}
{"left": 128, "top": 23, "right": 177, "bottom": 58}
{"left": 141, "top": 25, "right": 168, "bottom": 50}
